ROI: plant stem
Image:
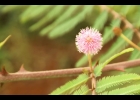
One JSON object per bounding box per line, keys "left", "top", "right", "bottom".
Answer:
{"left": 113, "top": 27, "right": 140, "bottom": 51}
{"left": 88, "top": 54, "right": 96, "bottom": 95}
{"left": 0, "top": 59, "right": 140, "bottom": 83}
{"left": 99, "top": 5, "right": 140, "bottom": 40}
{"left": 120, "top": 34, "right": 140, "bottom": 50}
{"left": 88, "top": 54, "right": 93, "bottom": 72}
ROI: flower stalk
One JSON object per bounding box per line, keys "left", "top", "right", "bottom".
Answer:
{"left": 113, "top": 27, "right": 140, "bottom": 51}
{"left": 120, "top": 33, "right": 140, "bottom": 50}
{"left": 88, "top": 54, "right": 96, "bottom": 95}
{"left": 88, "top": 54, "right": 93, "bottom": 72}
{"left": 75, "top": 27, "right": 102, "bottom": 95}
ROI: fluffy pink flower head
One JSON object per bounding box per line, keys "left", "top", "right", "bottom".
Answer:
{"left": 75, "top": 27, "right": 103, "bottom": 55}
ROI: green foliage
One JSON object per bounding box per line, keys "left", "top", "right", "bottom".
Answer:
{"left": 51, "top": 48, "right": 140, "bottom": 95}
{"left": 2, "top": 5, "right": 22, "bottom": 13}
{"left": 41, "top": 6, "right": 94, "bottom": 39}
{"left": 75, "top": 55, "right": 87, "bottom": 67}
{"left": 50, "top": 73, "right": 90, "bottom": 95}
{"left": 94, "top": 48, "right": 134, "bottom": 77}
{"left": 96, "top": 73, "right": 140, "bottom": 93}
{"left": 72, "top": 85, "right": 91, "bottom": 95}
{"left": 20, "top": 5, "right": 41, "bottom": 23}
{"left": 74, "top": 6, "right": 139, "bottom": 67}
{"left": 101, "top": 84, "right": 140, "bottom": 95}
{"left": 99, "top": 29, "right": 134, "bottom": 63}
{"left": 103, "top": 18, "right": 121, "bottom": 45}
{"left": 0, "top": 35, "right": 11, "bottom": 49}
{"left": 0, "top": 5, "right": 140, "bottom": 95}
{"left": 1, "top": 6, "right": 138, "bottom": 66}
{"left": 29, "top": 6, "right": 79, "bottom": 32}
{"left": 93, "top": 10, "right": 108, "bottom": 30}
{"left": 129, "top": 43, "right": 140, "bottom": 60}
{"left": 119, "top": 5, "right": 132, "bottom": 16}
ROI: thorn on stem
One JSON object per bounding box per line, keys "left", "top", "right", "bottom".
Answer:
{"left": 0, "top": 66, "right": 8, "bottom": 76}
{"left": 114, "top": 67, "right": 125, "bottom": 72}
{"left": 93, "top": 60, "right": 99, "bottom": 69}
{"left": 18, "top": 64, "right": 27, "bottom": 72}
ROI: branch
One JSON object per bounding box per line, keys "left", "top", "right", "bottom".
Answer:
{"left": 0, "top": 59, "right": 140, "bottom": 83}
{"left": 99, "top": 5, "right": 140, "bottom": 40}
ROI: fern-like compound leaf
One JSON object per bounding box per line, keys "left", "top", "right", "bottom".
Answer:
{"left": 50, "top": 73, "right": 90, "bottom": 95}
{"left": 96, "top": 73, "right": 140, "bottom": 93}
{"left": 94, "top": 48, "right": 134, "bottom": 77}
{"left": 47, "top": 6, "right": 94, "bottom": 39}
{"left": 73, "top": 85, "right": 91, "bottom": 95}
{"left": 29, "top": 6, "right": 65, "bottom": 32}
{"left": 20, "top": 5, "right": 40, "bottom": 23}
{"left": 33, "top": 6, "right": 81, "bottom": 33}
{"left": 100, "top": 29, "right": 133, "bottom": 63}
{"left": 93, "top": 10, "right": 108, "bottom": 30}
{"left": 101, "top": 84, "right": 140, "bottom": 95}
{"left": 103, "top": 19, "right": 121, "bottom": 45}
{"left": 129, "top": 43, "right": 140, "bottom": 60}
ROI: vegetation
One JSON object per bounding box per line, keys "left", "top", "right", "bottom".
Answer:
{"left": 0, "top": 5, "right": 140, "bottom": 95}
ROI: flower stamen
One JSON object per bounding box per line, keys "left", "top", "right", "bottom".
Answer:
{"left": 75, "top": 27, "right": 103, "bottom": 55}
{"left": 86, "top": 36, "right": 93, "bottom": 43}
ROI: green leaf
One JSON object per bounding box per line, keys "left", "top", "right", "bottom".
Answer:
{"left": 72, "top": 85, "right": 91, "bottom": 95}
{"left": 120, "top": 5, "right": 132, "bottom": 16}
{"left": 49, "top": 73, "right": 90, "bottom": 95}
{"left": 20, "top": 5, "right": 41, "bottom": 23}
{"left": 102, "top": 84, "right": 140, "bottom": 95}
{"left": 96, "top": 73, "right": 140, "bottom": 93}
{"left": 2, "top": 5, "right": 23, "bottom": 13}
{"left": 127, "top": 6, "right": 139, "bottom": 23}
{"left": 103, "top": 19, "right": 121, "bottom": 45}
{"left": 132, "top": 6, "right": 140, "bottom": 28}
{"left": 29, "top": 6, "right": 65, "bottom": 31}
{"left": 0, "top": 35, "right": 11, "bottom": 49}
{"left": 134, "top": 18, "right": 140, "bottom": 28}
{"left": 126, "top": 44, "right": 140, "bottom": 73}
{"left": 100, "top": 28, "right": 133, "bottom": 63}
{"left": 28, "top": 6, "right": 52, "bottom": 20}
{"left": 93, "top": 10, "right": 108, "bottom": 30}
{"left": 41, "top": 6, "right": 94, "bottom": 38}
{"left": 94, "top": 48, "right": 134, "bottom": 77}
{"left": 35, "top": 6, "right": 81, "bottom": 33}
{"left": 129, "top": 43, "right": 140, "bottom": 60}
{"left": 0, "top": 5, "right": 5, "bottom": 11}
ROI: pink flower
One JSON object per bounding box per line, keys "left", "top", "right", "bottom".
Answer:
{"left": 75, "top": 27, "right": 103, "bottom": 55}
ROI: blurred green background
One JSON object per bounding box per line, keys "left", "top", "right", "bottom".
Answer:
{"left": 0, "top": 5, "right": 140, "bottom": 94}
